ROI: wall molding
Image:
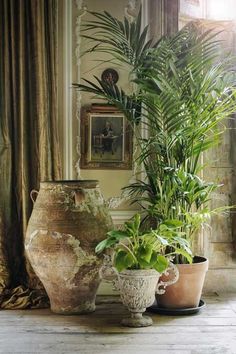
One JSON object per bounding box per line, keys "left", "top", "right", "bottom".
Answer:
{"left": 110, "top": 209, "right": 137, "bottom": 226}
{"left": 62, "top": 0, "right": 73, "bottom": 179}
{"left": 74, "top": 0, "right": 87, "bottom": 179}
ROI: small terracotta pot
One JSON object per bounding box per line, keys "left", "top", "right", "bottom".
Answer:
{"left": 156, "top": 256, "right": 208, "bottom": 309}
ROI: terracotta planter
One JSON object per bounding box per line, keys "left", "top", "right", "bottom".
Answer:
{"left": 156, "top": 256, "right": 208, "bottom": 309}
{"left": 25, "top": 180, "right": 113, "bottom": 314}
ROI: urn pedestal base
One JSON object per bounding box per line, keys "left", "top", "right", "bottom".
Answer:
{"left": 121, "top": 312, "right": 153, "bottom": 327}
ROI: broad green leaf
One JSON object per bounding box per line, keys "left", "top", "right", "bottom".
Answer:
{"left": 114, "top": 251, "right": 128, "bottom": 272}
{"left": 136, "top": 257, "right": 151, "bottom": 269}
{"left": 107, "top": 230, "right": 128, "bottom": 239}
{"left": 95, "top": 237, "right": 122, "bottom": 253}
{"left": 95, "top": 239, "right": 108, "bottom": 253}
{"left": 174, "top": 248, "right": 193, "bottom": 264}
{"left": 124, "top": 253, "right": 136, "bottom": 269}
{"left": 133, "top": 213, "right": 141, "bottom": 233}
{"left": 138, "top": 244, "right": 153, "bottom": 263}
{"left": 153, "top": 255, "right": 169, "bottom": 273}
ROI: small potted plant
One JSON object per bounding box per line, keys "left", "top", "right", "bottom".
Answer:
{"left": 96, "top": 213, "right": 192, "bottom": 327}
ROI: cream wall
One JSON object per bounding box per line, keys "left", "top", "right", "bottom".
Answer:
{"left": 58, "top": 0, "right": 140, "bottom": 204}
{"left": 71, "top": 0, "right": 136, "bottom": 204}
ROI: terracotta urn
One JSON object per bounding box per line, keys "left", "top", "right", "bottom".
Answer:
{"left": 25, "top": 180, "right": 113, "bottom": 314}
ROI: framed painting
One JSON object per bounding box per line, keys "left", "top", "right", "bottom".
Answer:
{"left": 80, "top": 110, "right": 133, "bottom": 169}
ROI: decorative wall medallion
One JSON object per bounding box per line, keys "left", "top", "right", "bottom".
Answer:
{"left": 101, "top": 68, "right": 119, "bottom": 85}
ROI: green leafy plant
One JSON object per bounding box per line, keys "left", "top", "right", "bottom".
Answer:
{"left": 95, "top": 214, "right": 192, "bottom": 272}
{"left": 74, "top": 8, "right": 236, "bottom": 264}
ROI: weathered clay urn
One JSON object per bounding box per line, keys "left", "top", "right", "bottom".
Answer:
{"left": 25, "top": 180, "right": 113, "bottom": 314}
{"left": 156, "top": 256, "right": 208, "bottom": 309}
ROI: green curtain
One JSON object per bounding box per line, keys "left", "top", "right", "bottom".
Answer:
{"left": 0, "top": 0, "right": 62, "bottom": 308}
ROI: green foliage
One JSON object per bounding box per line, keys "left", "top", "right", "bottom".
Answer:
{"left": 80, "top": 7, "right": 154, "bottom": 68}
{"left": 95, "top": 214, "right": 192, "bottom": 272}
{"left": 74, "top": 9, "right": 236, "bottom": 263}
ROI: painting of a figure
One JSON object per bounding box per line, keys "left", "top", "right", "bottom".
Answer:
{"left": 81, "top": 110, "right": 132, "bottom": 170}
{"left": 89, "top": 114, "right": 124, "bottom": 162}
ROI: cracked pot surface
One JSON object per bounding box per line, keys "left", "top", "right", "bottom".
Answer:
{"left": 25, "top": 180, "right": 113, "bottom": 314}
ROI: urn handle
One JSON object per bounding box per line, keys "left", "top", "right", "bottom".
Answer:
{"left": 156, "top": 262, "right": 179, "bottom": 295}
{"left": 30, "top": 189, "right": 39, "bottom": 204}
{"left": 73, "top": 188, "right": 86, "bottom": 206}
{"left": 99, "top": 255, "right": 120, "bottom": 291}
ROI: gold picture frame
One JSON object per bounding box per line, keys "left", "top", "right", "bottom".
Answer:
{"left": 81, "top": 109, "right": 133, "bottom": 170}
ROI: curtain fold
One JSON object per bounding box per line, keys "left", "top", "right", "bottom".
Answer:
{"left": 0, "top": 0, "right": 62, "bottom": 308}
{"left": 147, "top": 0, "right": 179, "bottom": 40}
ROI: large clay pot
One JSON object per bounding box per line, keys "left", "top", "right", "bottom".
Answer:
{"left": 156, "top": 256, "right": 208, "bottom": 309}
{"left": 25, "top": 180, "right": 113, "bottom": 314}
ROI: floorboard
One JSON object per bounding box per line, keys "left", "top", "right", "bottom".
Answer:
{"left": 0, "top": 294, "right": 236, "bottom": 354}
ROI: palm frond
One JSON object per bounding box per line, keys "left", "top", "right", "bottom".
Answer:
{"left": 73, "top": 8, "right": 236, "bottom": 246}
{"left": 81, "top": 7, "right": 150, "bottom": 67}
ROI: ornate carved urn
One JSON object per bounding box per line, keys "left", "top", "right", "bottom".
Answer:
{"left": 100, "top": 261, "right": 179, "bottom": 327}
{"left": 117, "top": 269, "right": 161, "bottom": 327}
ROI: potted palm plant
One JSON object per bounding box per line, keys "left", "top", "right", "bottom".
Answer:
{"left": 96, "top": 213, "right": 192, "bottom": 326}
{"left": 73, "top": 8, "right": 236, "bottom": 310}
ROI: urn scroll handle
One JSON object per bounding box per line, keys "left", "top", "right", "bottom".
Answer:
{"left": 30, "top": 190, "right": 39, "bottom": 204}
{"left": 156, "top": 262, "right": 179, "bottom": 295}
{"left": 99, "top": 255, "right": 120, "bottom": 291}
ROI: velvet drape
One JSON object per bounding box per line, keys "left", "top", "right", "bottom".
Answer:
{"left": 0, "top": 0, "right": 61, "bottom": 308}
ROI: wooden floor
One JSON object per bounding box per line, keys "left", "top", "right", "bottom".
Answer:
{"left": 1, "top": 294, "right": 236, "bottom": 354}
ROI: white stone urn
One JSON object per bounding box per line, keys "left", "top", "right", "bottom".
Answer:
{"left": 100, "top": 260, "right": 179, "bottom": 327}
{"left": 117, "top": 269, "right": 161, "bottom": 327}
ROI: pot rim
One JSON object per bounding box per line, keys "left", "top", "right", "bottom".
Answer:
{"left": 120, "top": 269, "right": 160, "bottom": 276}
{"left": 175, "top": 256, "right": 208, "bottom": 269}
{"left": 40, "top": 180, "right": 99, "bottom": 189}
{"left": 41, "top": 180, "right": 99, "bottom": 184}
